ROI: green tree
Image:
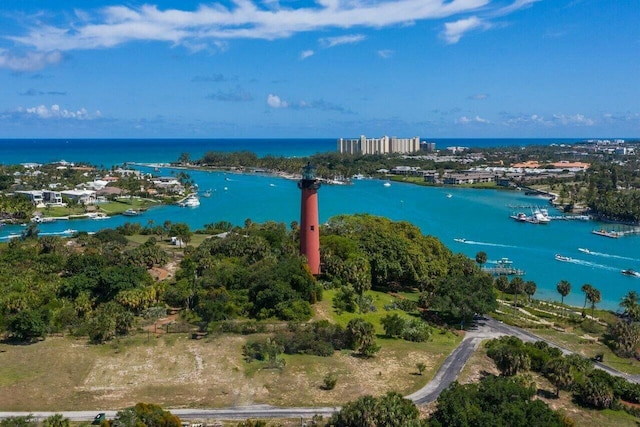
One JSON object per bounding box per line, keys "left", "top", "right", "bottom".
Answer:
{"left": 327, "top": 391, "right": 424, "bottom": 427}
{"left": 556, "top": 280, "right": 571, "bottom": 316}
{"left": 112, "top": 402, "right": 181, "bottom": 427}
{"left": 621, "top": 290, "right": 640, "bottom": 322}
{"left": 607, "top": 319, "right": 640, "bottom": 358}
{"left": 495, "top": 275, "right": 509, "bottom": 300}
{"left": 475, "top": 251, "right": 487, "bottom": 266}
{"left": 42, "top": 414, "right": 71, "bottom": 427}
{"left": 509, "top": 276, "right": 525, "bottom": 315}
{"left": 524, "top": 280, "right": 537, "bottom": 303}
{"left": 7, "top": 309, "right": 47, "bottom": 342}
{"left": 346, "top": 318, "right": 380, "bottom": 357}
{"left": 380, "top": 313, "right": 405, "bottom": 338}
{"left": 486, "top": 336, "right": 531, "bottom": 377}
{"left": 545, "top": 357, "right": 573, "bottom": 397}
{"left": 587, "top": 286, "right": 601, "bottom": 318}
{"left": 416, "top": 362, "right": 426, "bottom": 375}
{"left": 430, "top": 376, "right": 569, "bottom": 427}
{"left": 581, "top": 283, "right": 593, "bottom": 313}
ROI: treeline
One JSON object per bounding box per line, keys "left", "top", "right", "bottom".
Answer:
{"left": 0, "top": 214, "right": 497, "bottom": 346}
{"left": 191, "top": 150, "right": 464, "bottom": 180}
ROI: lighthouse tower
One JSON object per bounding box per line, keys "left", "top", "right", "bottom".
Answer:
{"left": 298, "top": 162, "right": 321, "bottom": 275}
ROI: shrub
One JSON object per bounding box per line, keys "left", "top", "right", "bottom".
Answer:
{"left": 322, "top": 372, "right": 338, "bottom": 390}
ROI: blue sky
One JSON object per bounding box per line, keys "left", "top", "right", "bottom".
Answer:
{"left": 0, "top": 0, "right": 638, "bottom": 138}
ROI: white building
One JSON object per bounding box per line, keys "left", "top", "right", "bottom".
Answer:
{"left": 338, "top": 135, "right": 422, "bottom": 155}
{"left": 60, "top": 189, "right": 97, "bottom": 204}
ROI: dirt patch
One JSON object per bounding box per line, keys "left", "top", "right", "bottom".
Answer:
{"left": 0, "top": 330, "right": 457, "bottom": 411}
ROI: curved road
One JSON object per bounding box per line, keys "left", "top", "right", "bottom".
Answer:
{"left": 2, "top": 316, "right": 638, "bottom": 422}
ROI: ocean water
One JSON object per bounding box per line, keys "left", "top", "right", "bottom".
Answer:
{"left": 0, "top": 138, "right": 584, "bottom": 167}
{"left": 0, "top": 138, "right": 636, "bottom": 310}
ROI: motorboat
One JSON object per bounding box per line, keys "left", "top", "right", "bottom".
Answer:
{"left": 123, "top": 208, "right": 141, "bottom": 216}
{"left": 91, "top": 213, "right": 109, "bottom": 220}
{"left": 578, "top": 248, "right": 591, "bottom": 254}
{"left": 179, "top": 195, "right": 200, "bottom": 208}
{"left": 202, "top": 189, "right": 212, "bottom": 198}
{"left": 555, "top": 254, "right": 572, "bottom": 262}
{"left": 510, "top": 212, "right": 528, "bottom": 222}
{"left": 453, "top": 238, "right": 466, "bottom": 243}
{"left": 531, "top": 208, "right": 551, "bottom": 224}
{"left": 383, "top": 182, "right": 391, "bottom": 187}
{"left": 446, "top": 193, "right": 453, "bottom": 198}
{"left": 622, "top": 269, "right": 640, "bottom": 278}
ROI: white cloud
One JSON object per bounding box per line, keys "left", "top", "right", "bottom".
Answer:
{"left": 377, "top": 49, "right": 393, "bottom": 58}
{"left": 502, "top": 112, "right": 598, "bottom": 127}
{"left": 0, "top": 50, "right": 64, "bottom": 71}
{"left": 300, "top": 50, "right": 315, "bottom": 60}
{"left": 552, "top": 113, "right": 594, "bottom": 126}
{"left": 319, "top": 34, "right": 366, "bottom": 48}
{"left": 468, "top": 93, "right": 489, "bottom": 100}
{"left": 13, "top": 104, "right": 101, "bottom": 120}
{"left": 441, "top": 16, "right": 490, "bottom": 44}
{"left": 491, "top": 0, "right": 542, "bottom": 17}
{"left": 8, "top": 0, "right": 492, "bottom": 53}
{"left": 267, "top": 94, "right": 288, "bottom": 108}
{"left": 457, "top": 115, "right": 490, "bottom": 124}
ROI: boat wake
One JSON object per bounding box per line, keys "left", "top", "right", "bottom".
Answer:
{"left": 459, "top": 240, "right": 517, "bottom": 248}
{"left": 578, "top": 248, "right": 640, "bottom": 263}
{"left": 564, "top": 258, "right": 619, "bottom": 272}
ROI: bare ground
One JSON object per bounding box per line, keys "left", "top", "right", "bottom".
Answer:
{"left": 0, "top": 334, "right": 452, "bottom": 411}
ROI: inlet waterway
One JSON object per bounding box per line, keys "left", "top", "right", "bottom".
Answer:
{"left": 2, "top": 167, "right": 639, "bottom": 310}
{"left": 0, "top": 138, "right": 637, "bottom": 310}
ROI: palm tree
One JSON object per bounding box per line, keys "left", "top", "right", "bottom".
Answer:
{"left": 545, "top": 357, "right": 573, "bottom": 397}
{"left": 581, "top": 283, "right": 594, "bottom": 314}
{"left": 524, "top": 280, "right": 537, "bottom": 304}
{"left": 475, "top": 251, "right": 487, "bottom": 267}
{"left": 620, "top": 291, "right": 640, "bottom": 322}
{"left": 510, "top": 276, "right": 525, "bottom": 310}
{"left": 556, "top": 280, "right": 571, "bottom": 316}
{"left": 588, "top": 287, "right": 602, "bottom": 318}
{"left": 495, "top": 276, "right": 509, "bottom": 300}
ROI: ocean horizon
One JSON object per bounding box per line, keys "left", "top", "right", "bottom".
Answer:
{"left": 0, "top": 137, "right": 594, "bottom": 168}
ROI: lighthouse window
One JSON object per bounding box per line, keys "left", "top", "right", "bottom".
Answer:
{"left": 310, "top": 225, "right": 315, "bottom": 231}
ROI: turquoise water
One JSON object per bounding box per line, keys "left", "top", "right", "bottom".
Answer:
{"left": 0, "top": 138, "right": 637, "bottom": 310}
{"left": 0, "top": 139, "right": 640, "bottom": 309}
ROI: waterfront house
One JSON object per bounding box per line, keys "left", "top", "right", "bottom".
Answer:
{"left": 60, "top": 189, "right": 97, "bottom": 204}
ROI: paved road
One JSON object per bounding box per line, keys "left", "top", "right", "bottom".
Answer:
{"left": 1, "top": 316, "right": 637, "bottom": 422}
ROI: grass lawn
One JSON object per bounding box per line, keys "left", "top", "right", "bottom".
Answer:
{"left": 525, "top": 328, "right": 640, "bottom": 375}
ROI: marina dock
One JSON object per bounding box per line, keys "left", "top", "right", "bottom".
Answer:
{"left": 482, "top": 258, "right": 526, "bottom": 276}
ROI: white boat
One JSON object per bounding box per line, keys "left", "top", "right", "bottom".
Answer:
{"left": 453, "top": 238, "right": 466, "bottom": 243}
{"left": 510, "top": 212, "right": 528, "bottom": 222}
{"left": 446, "top": 193, "right": 452, "bottom": 198}
{"left": 531, "top": 208, "right": 551, "bottom": 224}
{"left": 63, "top": 229, "right": 77, "bottom": 235}
{"left": 123, "top": 208, "right": 142, "bottom": 216}
{"left": 622, "top": 269, "right": 640, "bottom": 278}
{"left": 179, "top": 195, "right": 200, "bottom": 208}
{"left": 352, "top": 174, "right": 365, "bottom": 180}
{"left": 202, "top": 189, "right": 212, "bottom": 198}
{"left": 555, "top": 254, "right": 572, "bottom": 262}
{"left": 92, "top": 213, "right": 109, "bottom": 220}
{"left": 578, "top": 248, "right": 591, "bottom": 254}
{"left": 383, "top": 182, "right": 391, "bottom": 187}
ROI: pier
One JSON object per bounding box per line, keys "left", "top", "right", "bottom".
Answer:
{"left": 483, "top": 258, "right": 526, "bottom": 276}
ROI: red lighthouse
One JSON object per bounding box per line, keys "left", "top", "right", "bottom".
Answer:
{"left": 298, "top": 162, "right": 321, "bottom": 275}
